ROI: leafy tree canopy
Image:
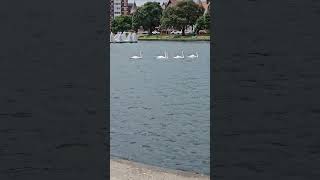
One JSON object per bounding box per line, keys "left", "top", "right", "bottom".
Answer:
{"left": 111, "top": 15, "right": 132, "bottom": 33}
{"left": 161, "top": 0, "right": 204, "bottom": 35}
{"left": 195, "top": 13, "right": 210, "bottom": 34}
{"left": 176, "top": 0, "right": 204, "bottom": 27}
{"left": 132, "top": 2, "right": 162, "bottom": 34}
{"left": 160, "top": 7, "right": 186, "bottom": 30}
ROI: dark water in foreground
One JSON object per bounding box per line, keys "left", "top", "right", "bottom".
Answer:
{"left": 110, "top": 41, "right": 210, "bottom": 175}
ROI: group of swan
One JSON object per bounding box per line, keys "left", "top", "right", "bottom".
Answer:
{"left": 130, "top": 51, "right": 198, "bottom": 60}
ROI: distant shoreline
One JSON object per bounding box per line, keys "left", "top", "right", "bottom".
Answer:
{"left": 110, "top": 159, "right": 210, "bottom": 180}
{"left": 138, "top": 35, "right": 210, "bottom": 41}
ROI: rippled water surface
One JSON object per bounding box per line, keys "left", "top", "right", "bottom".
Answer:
{"left": 111, "top": 41, "right": 210, "bottom": 175}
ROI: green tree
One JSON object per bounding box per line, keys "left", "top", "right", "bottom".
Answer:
{"left": 161, "top": 0, "right": 203, "bottom": 35}
{"left": 132, "top": 11, "right": 140, "bottom": 32}
{"left": 177, "top": 0, "right": 204, "bottom": 35}
{"left": 160, "top": 7, "right": 185, "bottom": 32}
{"left": 111, "top": 15, "right": 132, "bottom": 33}
{"left": 195, "top": 13, "right": 210, "bottom": 34}
{"left": 132, "top": 2, "right": 162, "bottom": 35}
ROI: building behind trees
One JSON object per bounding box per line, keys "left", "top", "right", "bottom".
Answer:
{"left": 110, "top": 0, "right": 130, "bottom": 19}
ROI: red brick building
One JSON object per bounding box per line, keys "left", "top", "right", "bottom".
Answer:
{"left": 121, "top": 0, "right": 129, "bottom": 15}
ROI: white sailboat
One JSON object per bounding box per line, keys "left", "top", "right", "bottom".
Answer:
{"left": 110, "top": 32, "right": 115, "bottom": 43}
{"left": 132, "top": 32, "right": 138, "bottom": 43}
{"left": 110, "top": 32, "right": 138, "bottom": 43}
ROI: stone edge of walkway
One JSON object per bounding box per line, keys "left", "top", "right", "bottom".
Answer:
{"left": 110, "top": 158, "right": 210, "bottom": 179}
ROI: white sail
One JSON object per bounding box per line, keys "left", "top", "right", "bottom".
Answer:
{"left": 110, "top": 32, "right": 138, "bottom": 43}
{"left": 114, "top": 32, "right": 122, "bottom": 42}
{"left": 132, "top": 32, "right": 137, "bottom": 42}
{"left": 113, "top": 35, "right": 117, "bottom": 42}
{"left": 110, "top": 32, "right": 114, "bottom": 43}
{"left": 120, "top": 32, "right": 127, "bottom": 42}
{"left": 126, "top": 32, "right": 132, "bottom": 42}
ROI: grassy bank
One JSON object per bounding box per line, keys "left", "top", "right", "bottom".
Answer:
{"left": 138, "top": 35, "right": 210, "bottom": 41}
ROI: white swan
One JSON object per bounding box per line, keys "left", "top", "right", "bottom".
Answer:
{"left": 130, "top": 51, "right": 143, "bottom": 59}
{"left": 173, "top": 51, "right": 184, "bottom": 59}
{"left": 155, "top": 51, "right": 168, "bottom": 59}
{"left": 187, "top": 52, "right": 199, "bottom": 58}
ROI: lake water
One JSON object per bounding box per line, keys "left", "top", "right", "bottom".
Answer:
{"left": 110, "top": 41, "right": 210, "bottom": 175}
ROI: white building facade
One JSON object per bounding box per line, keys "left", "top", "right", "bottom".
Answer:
{"left": 113, "top": 0, "right": 122, "bottom": 18}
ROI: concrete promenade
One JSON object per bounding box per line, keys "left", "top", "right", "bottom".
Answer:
{"left": 111, "top": 159, "right": 210, "bottom": 180}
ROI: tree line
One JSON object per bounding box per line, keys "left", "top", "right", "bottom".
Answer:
{"left": 111, "top": 0, "right": 210, "bottom": 36}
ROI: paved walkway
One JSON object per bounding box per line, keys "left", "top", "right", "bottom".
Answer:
{"left": 111, "top": 159, "right": 210, "bottom": 180}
